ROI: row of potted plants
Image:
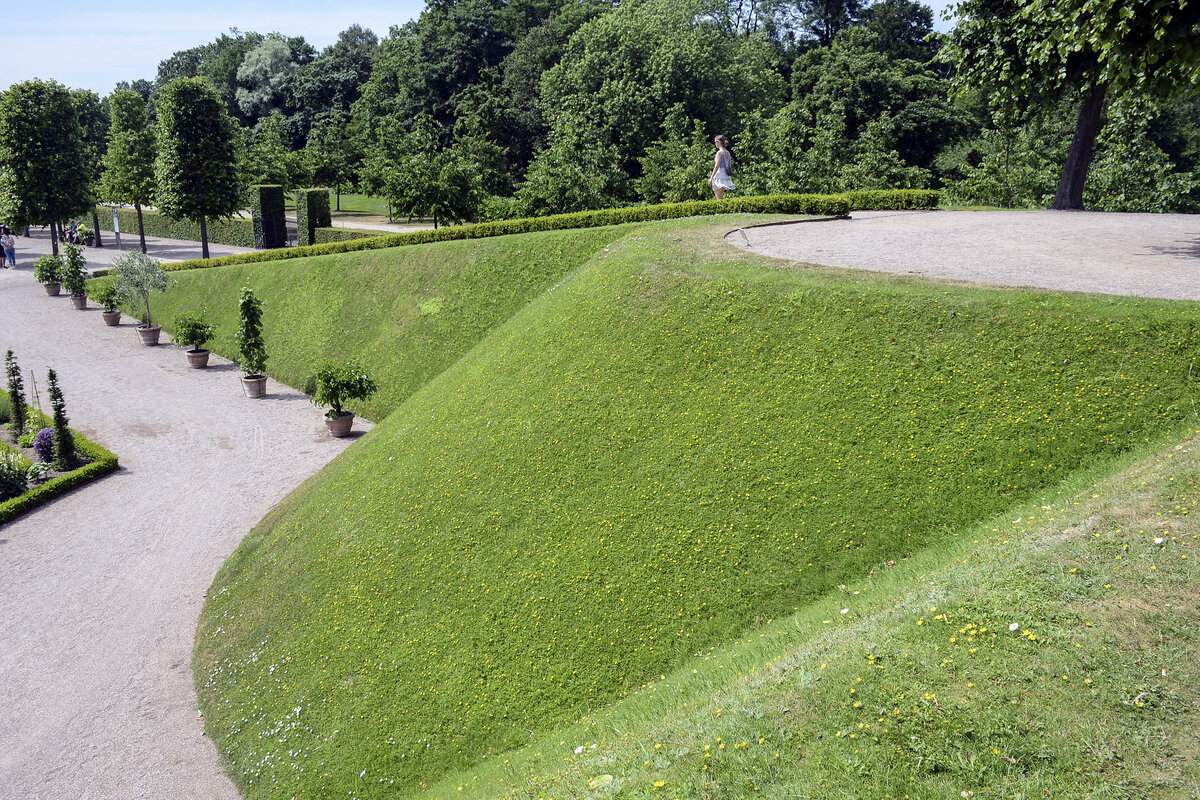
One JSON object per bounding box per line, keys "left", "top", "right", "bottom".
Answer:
{"left": 38, "top": 250, "right": 377, "bottom": 438}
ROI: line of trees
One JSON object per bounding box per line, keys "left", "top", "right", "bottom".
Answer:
{"left": 3, "top": 0, "right": 1198, "bottom": 235}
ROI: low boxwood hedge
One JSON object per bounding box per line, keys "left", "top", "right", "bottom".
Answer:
{"left": 95, "top": 206, "right": 258, "bottom": 249}
{"left": 161, "top": 193, "right": 853, "bottom": 273}
{"left": 843, "top": 189, "right": 941, "bottom": 210}
{"left": 0, "top": 393, "right": 120, "bottom": 525}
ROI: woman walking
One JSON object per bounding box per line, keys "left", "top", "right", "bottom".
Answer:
{"left": 708, "top": 135, "right": 735, "bottom": 199}
{"left": 0, "top": 227, "right": 14, "bottom": 268}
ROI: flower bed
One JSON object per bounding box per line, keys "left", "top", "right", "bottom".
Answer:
{"left": 0, "top": 391, "right": 119, "bottom": 525}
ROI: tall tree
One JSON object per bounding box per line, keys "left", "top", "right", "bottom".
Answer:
{"left": 71, "top": 89, "right": 111, "bottom": 247}
{"left": 236, "top": 37, "right": 301, "bottom": 120}
{"left": 155, "top": 77, "right": 243, "bottom": 259}
{"left": 946, "top": 0, "right": 1200, "bottom": 209}
{"left": 242, "top": 112, "right": 304, "bottom": 192}
{"left": 102, "top": 89, "right": 157, "bottom": 253}
{"left": 303, "top": 114, "right": 359, "bottom": 210}
{"left": 289, "top": 25, "right": 380, "bottom": 140}
{"left": 0, "top": 80, "right": 92, "bottom": 254}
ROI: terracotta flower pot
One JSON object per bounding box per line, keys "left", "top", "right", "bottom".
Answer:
{"left": 101, "top": 309, "right": 121, "bottom": 326}
{"left": 136, "top": 324, "right": 162, "bottom": 346}
{"left": 43, "top": 283, "right": 61, "bottom": 296}
{"left": 70, "top": 294, "right": 87, "bottom": 310}
{"left": 186, "top": 348, "right": 210, "bottom": 369}
{"left": 241, "top": 374, "right": 268, "bottom": 398}
{"left": 325, "top": 411, "right": 355, "bottom": 438}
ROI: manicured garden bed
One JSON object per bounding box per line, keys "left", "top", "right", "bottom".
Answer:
{"left": 1, "top": 391, "right": 119, "bottom": 525}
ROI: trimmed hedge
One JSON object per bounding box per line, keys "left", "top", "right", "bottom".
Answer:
{"left": 162, "top": 193, "right": 852, "bottom": 273}
{"left": 313, "top": 225, "right": 378, "bottom": 244}
{"left": 95, "top": 206, "right": 257, "bottom": 248}
{"left": 296, "top": 188, "right": 332, "bottom": 246}
{"left": 844, "top": 189, "right": 941, "bottom": 210}
{"left": 249, "top": 185, "right": 287, "bottom": 249}
{"left": 0, "top": 393, "right": 119, "bottom": 526}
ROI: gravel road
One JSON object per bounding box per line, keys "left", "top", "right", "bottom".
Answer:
{"left": 730, "top": 210, "right": 1200, "bottom": 300}
{"left": 0, "top": 264, "right": 368, "bottom": 799}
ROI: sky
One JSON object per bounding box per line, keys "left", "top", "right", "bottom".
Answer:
{"left": 1, "top": 0, "right": 958, "bottom": 96}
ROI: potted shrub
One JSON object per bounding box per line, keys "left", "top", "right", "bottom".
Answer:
{"left": 111, "top": 251, "right": 173, "bottom": 346}
{"left": 34, "top": 254, "right": 63, "bottom": 296}
{"left": 173, "top": 310, "right": 216, "bottom": 368}
{"left": 304, "top": 360, "right": 377, "bottom": 437}
{"left": 235, "top": 287, "right": 269, "bottom": 397}
{"left": 61, "top": 242, "right": 89, "bottom": 309}
{"left": 94, "top": 280, "right": 122, "bottom": 326}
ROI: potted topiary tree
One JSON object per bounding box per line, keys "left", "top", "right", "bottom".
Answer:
{"left": 111, "top": 251, "right": 173, "bottom": 346}
{"left": 304, "top": 360, "right": 378, "bottom": 437}
{"left": 94, "top": 280, "right": 122, "bottom": 326}
{"left": 235, "top": 287, "right": 269, "bottom": 397}
{"left": 34, "top": 254, "right": 63, "bottom": 296}
{"left": 61, "top": 242, "right": 89, "bottom": 309}
{"left": 172, "top": 310, "right": 216, "bottom": 368}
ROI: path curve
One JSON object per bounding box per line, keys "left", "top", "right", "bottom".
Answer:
{"left": 729, "top": 209, "right": 1200, "bottom": 301}
{"left": 0, "top": 264, "right": 368, "bottom": 799}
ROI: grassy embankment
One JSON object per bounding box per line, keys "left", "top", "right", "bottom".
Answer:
{"left": 190, "top": 215, "right": 1200, "bottom": 799}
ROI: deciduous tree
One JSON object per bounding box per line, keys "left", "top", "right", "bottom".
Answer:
{"left": 102, "top": 89, "right": 157, "bottom": 253}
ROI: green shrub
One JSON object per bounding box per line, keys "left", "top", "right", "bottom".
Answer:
{"left": 91, "top": 278, "right": 121, "bottom": 311}
{"left": 0, "top": 393, "right": 10, "bottom": 425}
{"left": 172, "top": 310, "right": 216, "bottom": 351}
{"left": 0, "top": 450, "right": 26, "bottom": 501}
{"left": 312, "top": 226, "right": 376, "bottom": 244}
{"left": 248, "top": 185, "right": 287, "bottom": 249}
{"left": 94, "top": 206, "right": 257, "bottom": 248}
{"left": 304, "top": 361, "right": 378, "bottom": 419}
{"left": 295, "top": 188, "right": 332, "bottom": 246}
{"left": 235, "top": 287, "right": 267, "bottom": 376}
{"left": 163, "top": 193, "right": 851, "bottom": 273}
{"left": 112, "top": 251, "right": 173, "bottom": 326}
{"left": 33, "top": 254, "right": 63, "bottom": 284}
{"left": 843, "top": 189, "right": 942, "bottom": 210}
{"left": 60, "top": 242, "right": 88, "bottom": 296}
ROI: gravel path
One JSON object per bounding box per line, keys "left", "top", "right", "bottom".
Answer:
{"left": 730, "top": 210, "right": 1200, "bottom": 300}
{"left": 0, "top": 265, "right": 369, "bottom": 798}
{"left": 7, "top": 226, "right": 254, "bottom": 268}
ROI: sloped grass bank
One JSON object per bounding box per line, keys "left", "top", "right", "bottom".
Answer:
{"left": 195, "top": 218, "right": 1200, "bottom": 799}
{"left": 143, "top": 226, "right": 627, "bottom": 420}
{"left": 433, "top": 427, "right": 1200, "bottom": 799}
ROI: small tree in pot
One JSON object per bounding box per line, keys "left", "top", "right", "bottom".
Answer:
{"left": 304, "top": 360, "right": 378, "bottom": 437}
{"left": 173, "top": 310, "right": 216, "bottom": 368}
{"left": 235, "top": 287, "right": 269, "bottom": 397}
{"left": 61, "top": 242, "right": 89, "bottom": 309}
{"left": 111, "top": 251, "right": 173, "bottom": 345}
{"left": 93, "top": 280, "right": 122, "bottom": 326}
{"left": 34, "top": 254, "right": 63, "bottom": 296}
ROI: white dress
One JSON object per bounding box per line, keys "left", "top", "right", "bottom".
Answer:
{"left": 711, "top": 151, "right": 735, "bottom": 191}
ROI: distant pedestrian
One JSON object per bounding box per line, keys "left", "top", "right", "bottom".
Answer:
{"left": 708, "top": 135, "right": 735, "bottom": 200}
{"left": 0, "top": 227, "right": 13, "bottom": 267}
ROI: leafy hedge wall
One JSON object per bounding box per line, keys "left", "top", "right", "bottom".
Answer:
{"left": 0, "top": 393, "right": 119, "bottom": 525}
{"left": 295, "top": 188, "right": 332, "bottom": 246}
{"left": 843, "top": 189, "right": 941, "bottom": 210}
{"left": 162, "top": 193, "right": 857, "bottom": 273}
{"left": 94, "top": 207, "right": 258, "bottom": 248}
{"left": 313, "top": 225, "right": 378, "bottom": 243}
{"left": 249, "top": 185, "right": 287, "bottom": 249}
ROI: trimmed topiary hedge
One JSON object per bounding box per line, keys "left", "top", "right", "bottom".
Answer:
{"left": 295, "top": 188, "right": 332, "bottom": 246}
{"left": 844, "top": 189, "right": 941, "bottom": 210}
{"left": 0, "top": 392, "right": 119, "bottom": 525}
{"left": 162, "top": 193, "right": 852, "bottom": 273}
{"left": 249, "top": 185, "right": 287, "bottom": 249}
{"left": 94, "top": 207, "right": 258, "bottom": 248}
{"left": 313, "top": 226, "right": 378, "bottom": 244}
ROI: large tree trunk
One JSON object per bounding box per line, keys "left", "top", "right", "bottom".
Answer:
{"left": 136, "top": 205, "right": 147, "bottom": 254}
{"left": 92, "top": 211, "right": 104, "bottom": 247}
{"left": 336, "top": 185, "right": 341, "bottom": 211}
{"left": 50, "top": 221, "right": 59, "bottom": 256}
{"left": 199, "top": 215, "right": 209, "bottom": 260}
{"left": 1050, "top": 82, "right": 1108, "bottom": 210}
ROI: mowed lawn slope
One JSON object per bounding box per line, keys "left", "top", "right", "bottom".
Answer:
{"left": 195, "top": 217, "right": 1200, "bottom": 798}
{"left": 148, "top": 225, "right": 628, "bottom": 420}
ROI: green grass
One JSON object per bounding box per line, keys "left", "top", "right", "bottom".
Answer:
{"left": 285, "top": 192, "right": 420, "bottom": 224}
{"left": 141, "top": 225, "right": 628, "bottom": 420}
{"left": 193, "top": 216, "right": 1200, "bottom": 799}
{"left": 430, "top": 425, "right": 1200, "bottom": 799}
